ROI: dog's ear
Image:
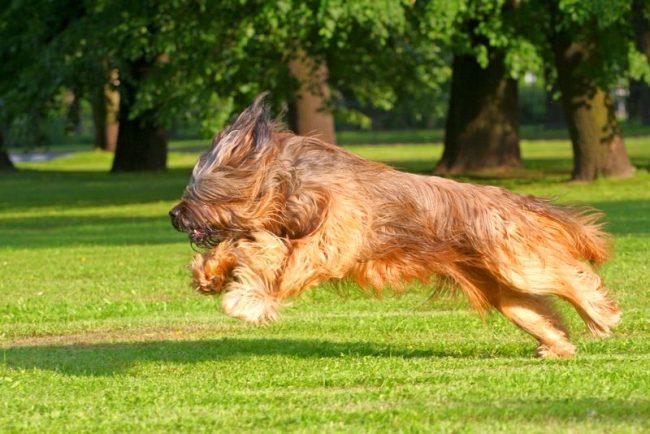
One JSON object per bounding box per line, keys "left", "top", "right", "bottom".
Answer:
{"left": 194, "top": 94, "right": 274, "bottom": 178}
{"left": 212, "top": 93, "right": 273, "bottom": 162}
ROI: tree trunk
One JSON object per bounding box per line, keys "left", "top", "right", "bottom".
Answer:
{"left": 553, "top": 34, "right": 635, "bottom": 181}
{"left": 111, "top": 60, "right": 167, "bottom": 172}
{"left": 91, "top": 70, "right": 120, "bottom": 152}
{"left": 64, "top": 89, "right": 82, "bottom": 135}
{"left": 435, "top": 52, "right": 521, "bottom": 174}
{"left": 288, "top": 53, "right": 336, "bottom": 145}
{"left": 544, "top": 89, "right": 566, "bottom": 129}
{"left": 0, "top": 131, "right": 15, "bottom": 171}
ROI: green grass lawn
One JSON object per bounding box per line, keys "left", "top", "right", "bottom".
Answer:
{"left": 1, "top": 138, "right": 649, "bottom": 433}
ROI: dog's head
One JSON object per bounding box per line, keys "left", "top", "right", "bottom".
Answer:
{"left": 169, "top": 94, "right": 287, "bottom": 248}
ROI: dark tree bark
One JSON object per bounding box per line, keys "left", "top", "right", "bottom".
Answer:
{"left": 435, "top": 52, "right": 521, "bottom": 174}
{"left": 91, "top": 70, "right": 120, "bottom": 152}
{"left": 631, "top": 6, "right": 650, "bottom": 125}
{"left": 0, "top": 131, "right": 15, "bottom": 171}
{"left": 552, "top": 31, "right": 635, "bottom": 181}
{"left": 544, "top": 89, "right": 566, "bottom": 129}
{"left": 628, "top": 80, "right": 650, "bottom": 125}
{"left": 65, "top": 89, "right": 82, "bottom": 135}
{"left": 0, "top": 150, "right": 13, "bottom": 170}
{"left": 288, "top": 53, "right": 336, "bottom": 145}
{"left": 111, "top": 60, "right": 167, "bottom": 172}
{"left": 633, "top": 3, "right": 650, "bottom": 59}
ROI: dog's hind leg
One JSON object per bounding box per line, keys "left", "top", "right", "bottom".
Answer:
{"left": 548, "top": 260, "right": 620, "bottom": 337}
{"left": 489, "top": 290, "right": 576, "bottom": 358}
{"left": 495, "top": 249, "right": 620, "bottom": 337}
{"left": 452, "top": 266, "right": 575, "bottom": 357}
{"left": 488, "top": 234, "right": 620, "bottom": 341}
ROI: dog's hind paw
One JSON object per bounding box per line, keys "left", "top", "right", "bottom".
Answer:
{"left": 221, "top": 289, "right": 280, "bottom": 324}
{"left": 535, "top": 343, "right": 576, "bottom": 358}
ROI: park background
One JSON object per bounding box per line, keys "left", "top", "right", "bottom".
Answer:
{"left": 1, "top": 1, "right": 650, "bottom": 432}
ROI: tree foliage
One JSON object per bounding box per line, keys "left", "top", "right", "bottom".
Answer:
{"left": 1, "top": 0, "right": 648, "bottom": 176}
{"left": 1, "top": 1, "right": 447, "bottom": 143}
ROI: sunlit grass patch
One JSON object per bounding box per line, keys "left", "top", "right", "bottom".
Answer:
{"left": 1, "top": 137, "right": 649, "bottom": 432}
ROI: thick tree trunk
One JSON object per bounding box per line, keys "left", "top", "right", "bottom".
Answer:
{"left": 288, "top": 54, "right": 336, "bottom": 145}
{"left": 111, "top": 60, "right": 167, "bottom": 172}
{"left": 0, "top": 150, "right": 13, "bottom": 170}
{"left": 435, "top": 52, "right": 521, "bottom": 174}
{"left": 553, "top": 34, "right": 635, "bottom": 181}
{"left": 0, "top": 131, "right": 15, "bottom": 171}
{"left": 91, "top": 70, "right": 120, "bottom": 152}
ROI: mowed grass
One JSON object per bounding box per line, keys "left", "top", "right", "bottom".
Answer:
{"left": 1, "top": 137, "right": 649, "bottom": 433}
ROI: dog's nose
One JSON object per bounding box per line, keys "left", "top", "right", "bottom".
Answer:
{"left": 169, "top": 206, "right": 182, "bottom": 230}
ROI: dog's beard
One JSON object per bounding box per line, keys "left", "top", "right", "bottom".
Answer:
{"left": 171, "top": 203, "right": 230, "bottom": 250}
{"left": 187, "top": 225, "right": 250, "bottom": 251}
{"left": 188, "top": 227, "right": 225, "bottom": 250}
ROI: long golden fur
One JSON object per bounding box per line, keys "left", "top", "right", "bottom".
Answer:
{"left": 170, "top": 95, "right": 620, "bottom": 358}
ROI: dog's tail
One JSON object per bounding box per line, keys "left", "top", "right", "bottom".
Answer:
{"left": 523, "top": 196, "right": 610, "bottom": 266}
{"left": 559, "top": 206, "right": 610, "bottom": 266}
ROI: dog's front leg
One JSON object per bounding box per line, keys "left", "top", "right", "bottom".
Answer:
{"left": 221, "top": 228, "right": 359, "bottom": 323}
{"left": 220, "top": 232, "right": 290, "bottom": 324}
{"left": 191, "top": 241, "right": 238, "bottom": 294}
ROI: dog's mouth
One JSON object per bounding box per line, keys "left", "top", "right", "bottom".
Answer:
{"left": 190, "top": 228, "right": 207, "bottom": 240}
{"left": 187, "top": 228, "right": 224, "bottom": 250}
{"left": 189, "top": 228, "right": 212, "bottom": 244}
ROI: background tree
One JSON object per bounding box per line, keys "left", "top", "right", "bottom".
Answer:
{"left": 86, "top": 2, "right": 176, "bottom": 171}
{"left": 0, "top": 130, "right": 14, "bottom": 171}
{"left": 111, "top": 58, "right": 167, "bottom": 172}
{"left": 2, "top": 0, "right": 646, "bottom": 179}
{"left": 629, "top": 1, "right": 650, "bottom": 126}
{"left": 432, "top": 0, "right": 526, "bottom": 174}
{"left": 0, "top": 0, "right": 85, "bottom": 155}
{"left": 90, "top": 69, "right": 120, "bottom": 152}
{"left": 545, "top": 1, "right": 635, "bottom": 181}
{"left": 288, "top": 52, "right": 336, "bottom": 144}
{"left": 135, "top": 0, "right": 437, "bottom": 147}
{"left": 1, "top": 1, "right": 449, "bottom": 170}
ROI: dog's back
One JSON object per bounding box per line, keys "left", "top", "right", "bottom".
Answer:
{"left": 280, "top": 134, "right": 619, "bottom": 353}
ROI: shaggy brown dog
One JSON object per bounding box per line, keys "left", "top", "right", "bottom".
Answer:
{"left": 170, "top": 96, "right": 620, "bottom": 358}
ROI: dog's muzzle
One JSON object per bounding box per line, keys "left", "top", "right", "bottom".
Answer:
{"left": 169, "top": 206, "right": 183, "bottom": 231}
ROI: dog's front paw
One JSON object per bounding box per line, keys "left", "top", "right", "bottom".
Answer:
{"left": 221, "top": 289, "right": 280, "bottom": 324}
{"left": 191, "top": 250, "right": 235, "bottom": 294}
{"left": 193, "top": 272, "right": 227, "bottom": 294}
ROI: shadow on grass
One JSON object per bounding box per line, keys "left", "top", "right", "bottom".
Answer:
{"left": 0, "top": 168, "right": 192, "bottom": 212}
{"left": 593, "top": 201, "right": 650, "bottom": 236}
{"left": 1, "top": 337, "right": 535, "bottom": 376}
{"left": 0, "top": 214, "right": 185, "bottom": 247}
